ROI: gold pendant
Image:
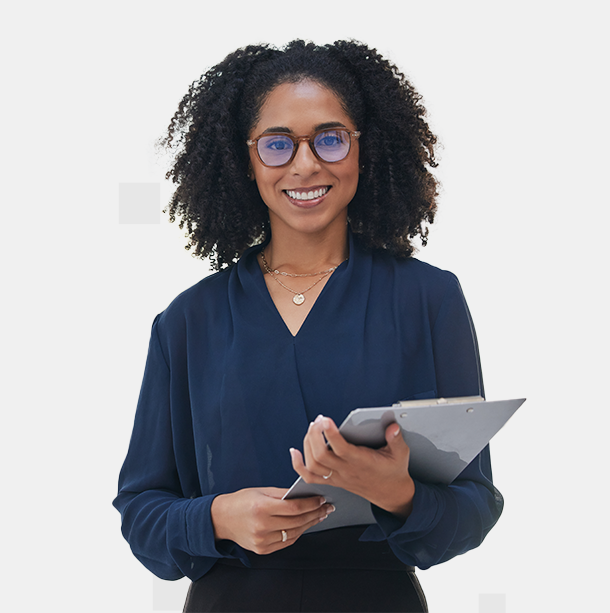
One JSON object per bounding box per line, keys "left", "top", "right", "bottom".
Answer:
{"left": 293, "top": 294, "right": 305, "bottom": 306}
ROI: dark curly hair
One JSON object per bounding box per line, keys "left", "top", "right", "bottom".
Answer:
{"left": 159, "top": 40, "right": 439, "bottom": 270}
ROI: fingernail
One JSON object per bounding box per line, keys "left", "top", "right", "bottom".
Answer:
{"left": 319, "top": 497, "right": 326, "bottom": 506}
{"left": 319, "top": 504, "right": 336, "bottom": 521}
{"left": 322, "top": 417, "right": 331, "bottom": 429}
{"left": 315, "top": 414, "right": 324, "bottom": 424}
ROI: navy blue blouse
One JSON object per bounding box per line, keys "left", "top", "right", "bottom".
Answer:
{"left": 113, "top": 233, "right": 503, "bottom": 581}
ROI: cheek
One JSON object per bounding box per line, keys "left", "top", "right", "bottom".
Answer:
{"left": 251, "top": 167, "right": 283, "bottom": 205}
{"left": 344, "top": 162, "right": 361, "bottom": 192}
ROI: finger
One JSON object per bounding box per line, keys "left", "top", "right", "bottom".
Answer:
{"left": 303, "top": 420, "right": 328, "bottom": 468}
{"left": 302, "top": 425, "right": 338, "bottom": 478}
{"left": 385, "top": 422, "right": 401, "bottom": 441}
{"left": 290, "top": 447, "right": 306, "bottom": 473}
{"left": 274, "top": 494, "right": 328, "bottom": 517}
{"left": 306, "top": 416, "right": 344, "bottom": 460}
{"left": 290, "top": 447, "right": 328, "bottom": 484}
{"left": 276, "top": 504, "right": 336, "bottom": 544}
{"left": 272, "top": 501, "right": 336, "bottom": 531}
{"left": 384, "top": 423, "right": 410, "bottom": 457}
{"left": 304, "top": 417, "right": 331, "bottom": 455}
{"left": 317, "top": 416, "right": 353, "bottom": 458}
{"left": 255, "top": 485, "right": 327, "bottom": 517}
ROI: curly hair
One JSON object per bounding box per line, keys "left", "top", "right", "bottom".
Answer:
{"left": 159, "top": 40, "right": 439, "bottom": 270}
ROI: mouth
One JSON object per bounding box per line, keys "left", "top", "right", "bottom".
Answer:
{"left": 283, "top": 186, "right": 331, "bottom": 206}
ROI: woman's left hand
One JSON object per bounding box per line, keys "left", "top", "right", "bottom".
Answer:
{"left": 290, "top": 416, "right": 415, "bottom": 519}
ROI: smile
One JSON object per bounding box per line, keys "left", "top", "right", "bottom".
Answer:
{"left": 284, "top": 186, "right": 330, "bottom": 201}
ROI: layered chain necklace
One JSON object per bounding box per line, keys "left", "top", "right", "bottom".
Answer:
{"left": 260, "top": 249, "right": 345, "bottom": 306}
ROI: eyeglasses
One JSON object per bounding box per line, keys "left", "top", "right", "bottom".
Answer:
{"left": 247, "top": 128, "right": 361, "bottom": 167}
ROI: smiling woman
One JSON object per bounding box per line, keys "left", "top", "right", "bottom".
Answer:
{"left": 247, "top": 81, "right": 360, "bottom": 242}
{"left": 113, "top": 40, "right": 502, "bottom": 613}
{"left": 246, "top": 80, "right": 361, "bottom": 331}
{"left": 157, "top": 40, "right": 438, "bottom": 270}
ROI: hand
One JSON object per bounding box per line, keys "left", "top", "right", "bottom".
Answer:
{"left": 290, "top": 416, "right": 415, "bottom": 518}
{"left": 210, "top": 487, "right": 335, "bottom": 555}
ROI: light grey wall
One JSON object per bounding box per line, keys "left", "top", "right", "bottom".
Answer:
{"left": 3, "top": 2, "right": 607, "bottom": 612}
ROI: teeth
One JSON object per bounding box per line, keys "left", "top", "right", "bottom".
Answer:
{"left": 286, "top": 187, "right": 329, "bottom": 201}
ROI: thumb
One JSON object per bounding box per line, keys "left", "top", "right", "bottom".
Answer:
{"left": 385, "top": 422, "right": 407, "bottom": 448}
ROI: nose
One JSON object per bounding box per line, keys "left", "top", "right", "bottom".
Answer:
{"left": 290, "top": 139, "right": 321, "bottom": 176}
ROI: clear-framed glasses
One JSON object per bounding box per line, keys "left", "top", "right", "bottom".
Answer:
{"left": 247, "top": 128, "right": 361, "bottom": 167}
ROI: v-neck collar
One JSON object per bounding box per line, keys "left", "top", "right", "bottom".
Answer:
{"left": 239, "top": 232, "right": 357, "bottom": 340}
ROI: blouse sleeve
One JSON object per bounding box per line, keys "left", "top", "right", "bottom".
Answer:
{"left": 360, "top": 275, "right": 504, "bottom": 569}
{"left": 112, "top": 316, "right": 245, "bottom": 581}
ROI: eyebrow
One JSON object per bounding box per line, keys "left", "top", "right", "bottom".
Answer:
{"left": 261, "top": 121, "right": 347, "bottom": 135}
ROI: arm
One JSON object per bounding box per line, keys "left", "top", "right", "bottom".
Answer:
{"left": 113, "top": 317, "right": 335, "bottom": 580}
{"left": 292, "top": 275, "right": 503, "bottom": 569}
{"left": 113, "top": 317, "right": 232, "bottom": 580}
{"left": 366, "top": 275, "right": 503, "bottom": 568}
{"left": 365, "top": 444, "right": 503, "bottom": 570}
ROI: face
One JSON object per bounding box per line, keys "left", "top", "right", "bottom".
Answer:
{"left": 248, "top": 80, "right": 360, "bottom": 240}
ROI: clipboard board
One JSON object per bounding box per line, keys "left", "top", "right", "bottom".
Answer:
{"left": 283, "top": 396, "right": 525, "bottom": 533}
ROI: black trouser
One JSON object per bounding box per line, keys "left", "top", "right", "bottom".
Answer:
{"left": 183, "top": 527, "right": 427, "bottom": 613}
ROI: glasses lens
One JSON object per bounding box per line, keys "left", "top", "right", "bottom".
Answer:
{"left": 257, "top": 135, "right": 295, "bottom": 166}
{"left": 313, "top": 130, "right": 350, "bottom": 162}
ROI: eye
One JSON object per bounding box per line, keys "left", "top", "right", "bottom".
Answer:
{"left": 261, "top": 135, "right": 293, "bottom": 151}
{"left": 315, "top": 130, "right": 346, "bottom": 148}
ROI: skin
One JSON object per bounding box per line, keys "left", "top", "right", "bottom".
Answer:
{"left": 249, "top": 80, "right": 359, "bottom": 336}
{"left": 248, "top": 80, "right": 360, "bottom": 244}
{"left": 211, "top": 80, "right": 415, "bottom": 555}
{"left": 291, "top": 417, "right": 415, "bottom": 518}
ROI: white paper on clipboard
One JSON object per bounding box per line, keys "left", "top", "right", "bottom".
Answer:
{"left": 283, "top": 396, "right": 525, "bottom": 533}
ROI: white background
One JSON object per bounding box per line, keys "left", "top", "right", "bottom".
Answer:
{"left": 2, "top": 1, "right": 608, "bottom": 611}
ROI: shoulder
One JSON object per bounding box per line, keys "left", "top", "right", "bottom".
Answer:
{"left": 353, "top": 233, "right": 456, "bottom": 286}
{"left": 369, "top": 246, "right": 460, "bottom": 298}
{"left": 394, "top": 256, "right": 458, "bottom": 286}
{"left": 153, "top": 265, "right": 234, "bottom": 335}
{"left": 354, "top": 242, "right": 468, "bottom": 331}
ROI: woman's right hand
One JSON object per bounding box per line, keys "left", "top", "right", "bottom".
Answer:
{"left": 210, "top": 488, "right": 334, "bottom": 555}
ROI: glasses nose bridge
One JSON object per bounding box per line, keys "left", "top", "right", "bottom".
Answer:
{"left": 295, "top": 134, "right": 313, "bottom": 144}
{"left": 292, "top": 134, "right": 318, "bottom": 163}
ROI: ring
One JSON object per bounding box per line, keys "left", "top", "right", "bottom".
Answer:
{"left": 281, "top": 530, "right": 288, "bottom": 542}
{"left": 322, "top": 470, "right": 333, "bottom": 480}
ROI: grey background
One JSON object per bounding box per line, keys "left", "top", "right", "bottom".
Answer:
{"left": 2, "top": 1, "right": 607, "bottom": 612}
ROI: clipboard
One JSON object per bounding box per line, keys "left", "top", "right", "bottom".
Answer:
{"left": 283, "top": 396, "right": 525, "bottom": 533}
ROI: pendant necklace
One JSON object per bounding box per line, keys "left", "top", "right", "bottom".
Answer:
{"left": 260, "top": 249, "right": 345, "bottom": 306}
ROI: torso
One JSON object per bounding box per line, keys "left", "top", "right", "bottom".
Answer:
{"left": 156, "top": 236, "right": 465, "bottom": 491}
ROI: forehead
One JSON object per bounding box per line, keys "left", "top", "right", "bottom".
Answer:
{"left": 252, "top": 80, "right": 353, "bottom": 135}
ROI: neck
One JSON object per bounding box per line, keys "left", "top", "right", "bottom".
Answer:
{"left": 263, "top": 226, "right": 349, "bottom": 274}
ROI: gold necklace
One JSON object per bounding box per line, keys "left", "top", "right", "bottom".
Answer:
{"left": 260, "top": 250, "right": 340, "bottom": 278}
{"left": 260, "top": 249, "right": 343, "bottom": 306}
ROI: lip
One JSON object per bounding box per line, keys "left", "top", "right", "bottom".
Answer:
{"left": 283, "top": 186, "right": 331, "bottom": 208}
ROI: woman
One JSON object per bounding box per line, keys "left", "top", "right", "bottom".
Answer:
{"left": 113, "top": 40, "right": 503, "bottom": 612}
